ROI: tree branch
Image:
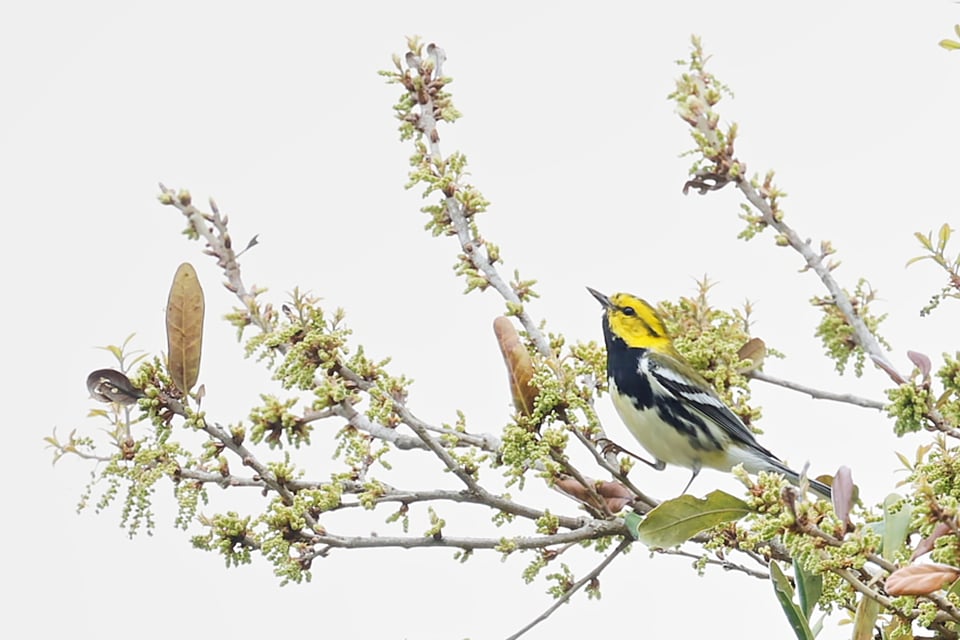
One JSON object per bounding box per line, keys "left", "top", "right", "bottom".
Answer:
{"left": 303, "top": 519, "right": 627, "bottom": 561}
{"left": 401, "top": 48, "right": 553, "bottom": 362}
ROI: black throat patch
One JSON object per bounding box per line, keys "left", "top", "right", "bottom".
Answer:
{"left": 602, "top": 316, "right": 653, "bottom": 409}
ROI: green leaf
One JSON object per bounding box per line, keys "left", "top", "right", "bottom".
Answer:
{"left": 851, "top": 594, "right": 880, "bottom": 640}
{"left": 915, "top": 231, "right": 933, "bottom": 250}
{"left": 947, "top": 577, "right": 960, "bottom": 600}
{"left": 100, "top": 344, "right": 124, "bottom": 361}
{"left": 794, "top": 558, "right": 822, "bottom": 620}
{"left": 882, "top": 493, "right": 913, "bottom": 562}
{"left": 939, "top": 224, "right": 952, "bottom": 252}
{"left": 939, "top": 39, "right": 960, "bottom": 50}
{"left": 633, "top": 490, "right": 750, "bottom": 548}
{"left": 894, "top": 450, "right": 912, "bottom": 471}
{"left": 770, "top": 561, "right": 815, "bottom": 640}
{"left": 905, "top": 254, "right": 933, "bottom": 267}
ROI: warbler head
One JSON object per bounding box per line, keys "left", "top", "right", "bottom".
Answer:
{"left": 587, "top": 287, "right": 674, "bottom": 352}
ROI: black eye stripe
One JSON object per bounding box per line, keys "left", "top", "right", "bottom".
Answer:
{"left": 641, "top": 318, "right": 660, "bottom": 337}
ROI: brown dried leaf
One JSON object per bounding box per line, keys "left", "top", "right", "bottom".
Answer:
{"left": 885, "top": 563, "right": 960, "bottom": 596}
{"left": 493, "top": 316, "right": 537, "bottom": 416}
{"left": 166, "top": 263, "right": 205, "bottom": 394}
{"left": 737, "top": 337, "right": 767, "bottom": 373}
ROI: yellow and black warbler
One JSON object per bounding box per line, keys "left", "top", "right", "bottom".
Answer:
{"left": 588, "top": 287, "right": 831, "bottom": 499}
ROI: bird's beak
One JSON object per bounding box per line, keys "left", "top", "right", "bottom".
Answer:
{"left": 586, "top": 287, "right": 613, "bottom": 309}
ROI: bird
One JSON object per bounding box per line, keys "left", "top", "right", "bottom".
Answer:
{"left": 587, "top": 287, "right": 831, "bottom": 499}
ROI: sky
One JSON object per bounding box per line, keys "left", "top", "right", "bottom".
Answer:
{"left": 5, "top": 2, "right": 960, "bottom": 639}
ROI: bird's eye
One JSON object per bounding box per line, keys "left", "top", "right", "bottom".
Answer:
{"left": 621, "top": 306, "right": 636, "bottom": 317}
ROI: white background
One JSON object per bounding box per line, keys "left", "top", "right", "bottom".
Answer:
{"left": 5, "top": 2, "right": 960, "bottom": 638}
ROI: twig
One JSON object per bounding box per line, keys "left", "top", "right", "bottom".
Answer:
{"left": 833, "top": 567, "right": 904, "bottom": 616}
{"left": 505, "top": 538, "right": 632, "bottom": 640}
{"left": 569, "top": 426, "right": 658, "bottom": 509}
{"left": 178, "top": 467, "right": 592, "bottom": 531}
{"left": 736, "top": 178, "right": 896, "bottom": 373}
{"left": 659, "top": 548, "right": 769, "bottom": 579}
{"left": 749, "top": 370, "right": 885, "bottom": 410}
{"left": 334, "top": 401, "right": 434, "bottom": 451}
{"left": 551, "top": 451, "right": 613, "bottom": 519}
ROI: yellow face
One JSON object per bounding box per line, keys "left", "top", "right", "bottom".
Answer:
{"left": 588, "top": 288, "right": 673, "bottom": 351}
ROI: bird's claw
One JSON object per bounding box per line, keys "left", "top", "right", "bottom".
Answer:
{"left": 596, "top": 437, "right": 662, "bottom": 470}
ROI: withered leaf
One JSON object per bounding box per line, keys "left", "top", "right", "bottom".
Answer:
{"left": 166, "top": 263, "right": 205, "bottom": 394}
{"left": 737, "top": 337, "right": 767, "bottom": 373}
{"left": 493, "top": 316, "right": 537, "bottom": 416}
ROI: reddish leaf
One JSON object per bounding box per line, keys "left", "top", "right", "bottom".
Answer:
{"left": 832, "top": 466, "right": 854, "bottom": 529}
{"left": 596, "top": 481, "right": 634, "bottom": 512}
{"left": 912, "top": 522, "right": 954, "bottom": 561}
{"left": 885, "top": 564, "right": 960, "bottom": 596}
{"left": 554, "top": 477, "right": 634, "bottom": 512}
{"left": 907, "top": 350, "right": 932, "bottom": 380}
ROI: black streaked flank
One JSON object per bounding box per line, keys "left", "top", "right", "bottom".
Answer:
{"left": 653, "top": 393, "right": 723, "bottom": 453}
{"left": 645, "top": 354, "right": 779, "bottom": 461}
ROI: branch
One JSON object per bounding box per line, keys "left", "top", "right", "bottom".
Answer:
{"left": 674, "top": 43, "right": 960, "bottom": 444}
{"left": 792, "top": 503, "right": 960, "bottom": 627}
{"left": 303, "top": 519, "right": 627, "bottom": 561}
{"left": 505, "top": 538, "right": 632, "bottom": 640}
{"left": 400, "top": 48, "right": 553, "bottom": 362}
{"left": 749, "top": 370, "right": 886, "bottom": 410}
{"left": 391, "top": 48, "right": 651, "bottom": 524}
{"left": 735, "top": 177, "right": 895, "bottom": 374}
{"left": 833, "top": 567, "right": 904, "bottom": 616}
{"left": 334, "top": 400, "right": 434, "bottom": 451}
{"left": 173, "top": 431, "right": 587, "bottom": 530}
{"left": 672, "top": 49, "right": 896, "bottom": 377}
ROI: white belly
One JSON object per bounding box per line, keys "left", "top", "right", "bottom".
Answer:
{"left": 610, "top": 384, "right": 735, "bottom": 472}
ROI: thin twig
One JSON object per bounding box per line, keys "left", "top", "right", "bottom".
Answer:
{"left": 569, "top": 426, "right": 658, "bottom": 509}
{"left": 178, "top": 462, "right": 590, "bottom": 530}
{"left": 505, "top": 538, "right": 632, "bottom": 640}
{"left": 749, "top": 370, "right": 885, "bottom": 410}
{"left": 659, "top": 548, "right": 769, "bottom": 579}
